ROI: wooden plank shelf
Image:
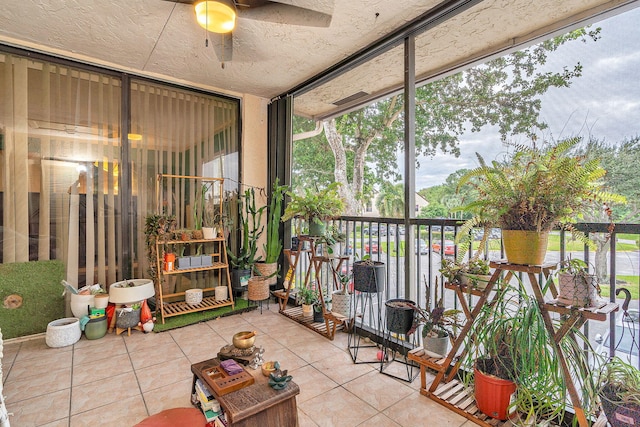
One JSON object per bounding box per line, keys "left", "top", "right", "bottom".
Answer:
{"left": 425, "top": 375, "right": 609, "bottom": 427}
{"left": 544, "top": 299, "right": 619, "bottom": 321}
{"left": 162, "top": 262, "right": 227, "bottom": 274}
{"left": 280, "top": 306, "right": 344, "bottom": 339}
{"left": 160, "top": 295, "right": 234, "bottom": 318}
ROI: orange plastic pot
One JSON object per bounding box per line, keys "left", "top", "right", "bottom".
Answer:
{"left": 474, "top": 366, "right": 516, "bottom": 420}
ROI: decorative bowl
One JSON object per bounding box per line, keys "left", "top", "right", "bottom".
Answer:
{"left": 261, "top": 361, "right": 276, "bottom": 377}
{"left": 232, "top": 331, "right": 256, "bottom": 349}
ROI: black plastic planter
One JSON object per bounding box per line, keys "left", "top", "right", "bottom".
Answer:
{"left": 385, "top": 299, "right": 415, "bottom": 334}
{"left": 353, "top": 260, "right": 385, "bottom": 293}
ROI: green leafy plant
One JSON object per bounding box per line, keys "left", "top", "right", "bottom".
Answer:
{"left": 297, "top": 285, "right": 317, "bottom": 305}
{"left": 319, "top": 224, "right": 346, "bottom": 254}
{"left": 227, "top": 188, "right": 265, "bottom": 270}
{"left": 144, "top": 213, "right": 177, "bottom": 281}
{"left": 597, "top": 357, "right": 640, "bottom": 414}
{"left": 335, "top": 271, "right": 352, "bottom": 294}
{"left": 453, "top": 137, "right": 626, "bottom": 259}
{"left": 439, "top": 258, "right": 463, "bottom": 284}
{"left": 281, "top": 182, "right": 345, "bottom": 225}
{"left": 264, "top": 178, "right": 288, "bottom": 264}
{"left": 464, "top": 278, "right": 597, "bottom": 424}
{"left": 409, "top": 276, "right": 461, "bottom": 339}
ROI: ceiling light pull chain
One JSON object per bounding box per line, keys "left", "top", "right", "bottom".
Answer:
{"left": 220, "top": 34, "right": 226, "bottom": 69}
{"left": 204, "top": 1, "right": 209, "bottom": 47}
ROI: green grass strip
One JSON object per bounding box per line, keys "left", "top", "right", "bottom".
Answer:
{"left": 153, "top": 298, "right": 256, "bottom": 332}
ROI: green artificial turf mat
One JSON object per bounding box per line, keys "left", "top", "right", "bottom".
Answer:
{"left": 153, "top": 298, "right": 257, "bottom": 332}
{"left": 0, "top": 260, "right": 66, "bottom": 339}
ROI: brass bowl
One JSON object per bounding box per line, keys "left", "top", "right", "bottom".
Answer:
{"left": 232, "top": 331, "right": 256, "bottom": 349}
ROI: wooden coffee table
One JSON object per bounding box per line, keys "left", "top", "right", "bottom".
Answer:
{"left": 191, "top": 358, "right": 299, "bottom": 427}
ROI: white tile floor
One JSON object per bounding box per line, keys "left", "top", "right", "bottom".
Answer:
{"left": 1, "top": 302, "right": 475, "bottom": 427}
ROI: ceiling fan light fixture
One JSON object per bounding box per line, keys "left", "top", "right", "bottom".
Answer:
{"left": 195, "top": 0, "right": 236, "bottom": 34}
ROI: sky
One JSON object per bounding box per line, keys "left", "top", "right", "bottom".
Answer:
{"left": 413, "top": 6, "right": 640, "bottom": 190}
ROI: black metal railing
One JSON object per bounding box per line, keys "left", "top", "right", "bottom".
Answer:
{"left": 284, "top": 217, "right": 640, "bottom": 367}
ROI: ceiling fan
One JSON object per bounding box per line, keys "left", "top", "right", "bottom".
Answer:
{"left": 164, "top": 0, "right": 333, "bottom": 63}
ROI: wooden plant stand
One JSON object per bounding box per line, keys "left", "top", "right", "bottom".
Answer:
{"left": 409, "top": 260, "right": 618, "bottom": 427}
{"left": 273, "top": 236, "right": 348, "bottom": 340}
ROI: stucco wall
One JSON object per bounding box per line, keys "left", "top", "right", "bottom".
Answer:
{"left": 241, "top": 94, "right": 269, "bottom": 258}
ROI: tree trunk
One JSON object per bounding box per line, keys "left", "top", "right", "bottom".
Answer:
{"left": 594, "top": 236, "right": 610, "bottom": 284}
{"left": 324, "top": 119, "right": 360, "bottom": 215}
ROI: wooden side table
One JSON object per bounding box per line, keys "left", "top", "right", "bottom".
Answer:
{"left": 190, "top": 358, "right": 300, "bottom": 427}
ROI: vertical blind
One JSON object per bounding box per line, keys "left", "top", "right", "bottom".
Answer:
{"left": 0, "top": 51, "right": 240, "bottom": 290}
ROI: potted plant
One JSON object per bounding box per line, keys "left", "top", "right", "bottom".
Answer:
{"left": 176, "top": 246, "right": 191, "bottom": 270}
{"left": 454, "top": 137, "right": 625, "bottom": 265}
{"left": 255, "top": 178, "right": 288, "bottom": 287}
{"left": 597, "top": 357, "right": 640, "bottom": 427}
{"left": 281, "top": 182, "right": 345, "bottom": 237}
{"left": 460, "top": 258, "right": 492, "bottom": 290}
{"left": 465, "top": 279, "right": 595, "bottom": 424}
{"left": 556, "top": 258, "right": 599, "bottom": 307}
{"left": 319, "top": 224, "right": 346, "bottom": 256}
{"left": 353, "top": 256, "right": 385, "bottom": 293}
{"left": 331, "top": 271, "right": 353, "bottom": 318}
{"left": 297, "top": 285, "right": 316, "bottom": 317}
{"left": 228, "top": 188, "right": 265, "bottom": 295}
{"left": 144, "top": 213, "right": 177, "bottom": 290}
{"left": 408, "top": 277, "right": 461, "bottom": 356}
{"left": 313, "top": 293, "right": 325, "bottom": 323}
{"left": 201, "top": 183, "right": 221, "bottom": 240}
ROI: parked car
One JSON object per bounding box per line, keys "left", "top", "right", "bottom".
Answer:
{"left": 432, "top": 239, "right": 455, "bottom": 256}
{"left": 364, "top": 240, "right": 379, "bottom": 254}
{"left": 595, "top": 309, "right": 639, "bottom": 367}
{"left": 473, "top": 228, "right": 502, "bottom": 241}
{"left": 363, "top": 224, "right": 386, "bottom": 236}
{"left": 416, "top": 239, "right": 428, "bottom": 255}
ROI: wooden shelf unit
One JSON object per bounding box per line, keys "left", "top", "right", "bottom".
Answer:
{"left": 153, "top": 174, "right": 234, "bottom": 323}
{"left": 409, "top": 260, "right": 618, "bottom": 427}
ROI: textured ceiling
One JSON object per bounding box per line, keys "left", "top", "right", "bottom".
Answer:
{"left": 0, "top": 0, "right": 637, "bottom": 119}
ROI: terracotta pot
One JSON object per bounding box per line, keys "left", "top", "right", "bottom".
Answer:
{"left": 474, "top": 365, "right": 516, "bottom": 420}
{"left": 502, "top": 230, "right": 549, "bottom": 265}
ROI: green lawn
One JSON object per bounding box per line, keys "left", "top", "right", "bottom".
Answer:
{"left": 598, "top": 275, "right": 639, "bottom": 299}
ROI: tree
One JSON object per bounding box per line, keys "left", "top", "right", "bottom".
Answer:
{"left": 375, "top": 183, "right": 404, "bottom": 218}
{"left": 580, "top": 137, "right": 640, "bottom": 281}
{"left": 294, "top": 28, "right": 600, "bottom": 214}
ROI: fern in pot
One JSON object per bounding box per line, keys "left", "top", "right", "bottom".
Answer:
{"left": 454, "top": 137, "right": 625, "bottom": 266}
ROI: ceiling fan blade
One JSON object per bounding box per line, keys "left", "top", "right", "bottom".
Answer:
{"left": 210, "top": 32, "right": 233, "bottom": 64}
{"left": 237, "top": 2, "right": 332, "bottom": 27}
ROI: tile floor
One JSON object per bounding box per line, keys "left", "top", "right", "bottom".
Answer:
{"left": 1, "top": 302, "right": 474, "bottom": 427}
